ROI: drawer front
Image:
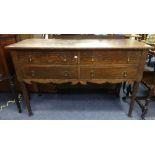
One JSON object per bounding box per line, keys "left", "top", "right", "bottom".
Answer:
{"left": 21, "top": 66, "right": 78, "bottom": 79}
{"left": 80, "top": 67, "right": 138, "bottom": 79}
{"left": 80, "top": 51, "right": 141, "bottom": 65}
{"left": 17, "top": 51, "right": 78, "bottom": 65}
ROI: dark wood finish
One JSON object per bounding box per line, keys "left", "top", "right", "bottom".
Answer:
{"left": 17, "top": 51, "right": 78, "bottom": 65}
{"left": 22, "top": 66, "right": 78, "bottom": 79}
{"left": 0, "top": 35, "right": 17, "bottom": 77}
{"left": 80, "top": 51, "right": 141, "bottom": 65}
{"left": 6, "top": 39, "right": 152, "bottom": 116}
{"left": 9, "top": 78, "right": 22, "bottom": 113}
{"left": 51, "top": 34, "right": 127, "bottom": 39}
{"left": 140, "top": 62, "right": 155, "bottom": 119}
{"left": 80, "top": 67, "right": 138, "bottom": 79}
{"left": 20, "top": 82, "right": 32, "bottom": 116}
{"left": 16, "top": 34, "right": 34, "bottom": 41}
{"left": 140, "top": 84, "right": 154, "bottom": 119}
{"left": 0, "top": 34, "right": 21, "bottom": 113}
{"left": 140, "top": 43, "right": 155, "bottom": 119}
{"left": 0, "top": 35, "right": 55, "bottom": 93}
{"left": 124, "top": 70, "right": 155, "bottom": 119}
{"left": 128, "top": 81, "right": 139, "bottom": 117}
{"left": 10, "top": 34, "right": 46, "bottom": 93}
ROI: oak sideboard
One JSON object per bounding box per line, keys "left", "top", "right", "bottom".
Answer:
{"left": 6, "top": 39, "right": 152, "bottom": 116}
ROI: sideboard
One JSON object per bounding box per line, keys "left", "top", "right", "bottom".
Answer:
{"left": 6, "top": 39, "right": 152, "bottom": 116}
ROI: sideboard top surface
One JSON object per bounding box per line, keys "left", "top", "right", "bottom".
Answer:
{"left": 6, "top": 39, "right": 153, "bottom": 50}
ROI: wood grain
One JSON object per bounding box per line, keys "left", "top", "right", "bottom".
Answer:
{"left": 7, "top": 39, "right": 152, "bottom": 116}
{"left": 6, "top": 39, "right": 152, "bottom": 50}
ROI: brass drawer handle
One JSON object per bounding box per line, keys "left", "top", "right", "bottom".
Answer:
{"left": 123, "top": 72, "right": 127, "bottom": 77}
{"left": 74, "top": 55, "right": 78, "bottom": 59}
{"left": 28, "top": 56, "right": 32, "bottom": 62}
{"left": 90, "top": 70, "right": 95, "bottom": 78}
{"left": 31, "top": 71, "right": 35, "bottom": 77}
{"left": 63, "top": 58, "right": 67, "bottom": 62}
{"left": 64, "top": 71, "right": 69, "bottom": 77}
{"left": 127, "top": 56, "right": 130, "bottom": 62}
{"left": 91, "top": 57, "right": 95, "bottom": 63}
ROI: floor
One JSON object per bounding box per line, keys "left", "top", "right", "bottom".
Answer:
{"left": 0, "top": 85, "right": 155, "bottom": 120}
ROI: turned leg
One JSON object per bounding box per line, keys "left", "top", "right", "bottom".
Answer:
{"left": 141, "top": 86, "right": 154, "bottom": 119}
{"left": 141, "top": 99, "right": 151, "bottom": 120}
{"left": 20, "top": 82, "right": 33, "bottom": 116}
{"left": 9, "top": 78, "right": 22, "bottom": 113}
{"left": 128, "top": 81, "right": 139, "bottom": 117}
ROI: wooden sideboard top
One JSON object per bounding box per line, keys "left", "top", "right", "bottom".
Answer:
{"left": 6, "top": 39, "right": 153, "bottom": 50}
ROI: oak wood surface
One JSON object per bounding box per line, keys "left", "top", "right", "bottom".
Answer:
{"left": 7, "top": 39, "right": 152, "bottom": 116}
{"left": 6, "top": 39, "right": 152, "bottom": 50}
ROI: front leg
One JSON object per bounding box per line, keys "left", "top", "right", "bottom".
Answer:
{"left": 141, "top": 86, "right": 154, "bottom": 119}
{"left": 128, "top": 81, "right": 139, "bottom": 117}
{"left": 20, "top": 82, "right": 33, "bottom": 116}
{"left": 9, "top": 77, "right": 22, "bottom": 113}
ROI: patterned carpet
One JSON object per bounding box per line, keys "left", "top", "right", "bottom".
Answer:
{"left": 0, "top": 86, "right": 155, "bottom": 120}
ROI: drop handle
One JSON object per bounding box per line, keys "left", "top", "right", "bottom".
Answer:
{"left": 91, "top": 57, "right": 95, "bottom": 62}
{"left": 123, "top": 72, "right": 127, "bottom": 77}
{"left": 127, "top": 56, "right": 130, "bottom": 62}
{"left": 31, "top": 71, "right": 35, "bottom": 77}
{"left": 90, "top": 70, "right": 95, "bottom": 78}
{"left": 64, "top": 71, "right": 69, "bottom": 77}
{"left": 63, "top": 58, "right": 67, "bottom": 62}
{"left": 74, "top": 55, "right": 78, "bottom": 59}
{"left": 28, "top": 56, "right": 32, "bottom": 62}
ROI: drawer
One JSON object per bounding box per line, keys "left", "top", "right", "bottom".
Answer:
{"left": 17, "top": 51, "right": 78, "bottom": 65}
{"left": 21, "top": 66, "right": 78, "bottom": 79}
{"left": 80, "top": 51, "right": 141, "bottom": 65}
{"left": 80, "top": 67, "right": 138, "bottom": 79}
